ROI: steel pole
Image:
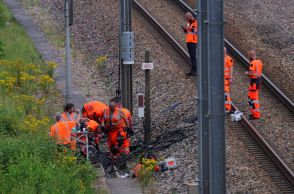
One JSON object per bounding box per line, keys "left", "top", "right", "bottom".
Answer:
{"left": 197, "top": 0, "right": 210, "bottom": 193}
{"left": 207, "top": 0, "right": 226, "bottom": 193}
{"left": 65, "top": 0, "right": 72, "bottom": 103}
{"left": 121, "top": 0, "right": 133, "bottom": 113}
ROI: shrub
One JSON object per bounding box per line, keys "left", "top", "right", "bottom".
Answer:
{"left": 0, "top": 116, "right": 16, "bottom": 135}
{"left": 0, "top": 134, "right": 96, "bottom": 193}
{"left": 0, "top": 40, "right": 4, "bottom": 58}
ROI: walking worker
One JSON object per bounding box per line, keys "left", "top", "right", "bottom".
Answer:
{"left": 49, "top": 112, "right": 75, "bottom": 148}
{"left": 102, "top": 98, "right": 131, "bottom": 159}
{"left": 245, "top": 50, "right": 263, "bottom": 120}
{"left": 81, "top": 101, "right": 108, "bottom": 123}
{"left": 224, "top": 47, "right": 234, "bottom": 113}
{"left": 182, "top": 12, "right": 198, "bottom": 76}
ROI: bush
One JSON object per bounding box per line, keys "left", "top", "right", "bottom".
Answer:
{"left": 0, "top": 40, "right": 4, "bottom": 58}
{"left": 0, "top": 116, "right": 16, "bottom": 135}
{"left": 0, "top": 2, "right": 8, "bottom": 27}
{"left": 0, "top": 134, "right": 96, "bottom": 193}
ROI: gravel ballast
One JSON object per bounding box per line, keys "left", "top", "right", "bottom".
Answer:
{"left": 19, "top": 0, "right": 290, "bottom": 193}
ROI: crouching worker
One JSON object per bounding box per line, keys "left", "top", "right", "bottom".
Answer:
{"left": 102, "top": 98, "right": 131, "bottom": 159}
{"left": 49, "top": 112, "right": 75, "bottom": 151}
{"left": 86, "top": 120, "right": 102, "bottom": 151}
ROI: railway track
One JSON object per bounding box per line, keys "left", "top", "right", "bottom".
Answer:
{"left": 132, "top": 0, "right": 294, "bottom": 192}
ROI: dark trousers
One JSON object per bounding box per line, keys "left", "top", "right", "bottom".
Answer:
{"left": 187, "top": 43, "right": 197, "bottom": 73}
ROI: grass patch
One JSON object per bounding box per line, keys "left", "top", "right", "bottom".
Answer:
{"left": 0, "top": 1, "right": 42, "bottom": 63}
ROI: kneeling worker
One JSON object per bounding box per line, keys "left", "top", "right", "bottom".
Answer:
{"left": 49, "top": 112, "right": 75, "bottom": 149}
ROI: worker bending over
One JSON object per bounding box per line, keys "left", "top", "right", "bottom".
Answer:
{"left": 182, "top": 12, "right": 198, "bottom": 76}
{"left": 82, "top": 100, "right": 108, "bottom": 123}
{"left": 50, "top": 112, "right": 75, "bottom": 149}
{"left": 115, "top": 98, "right": 134, "bottom": 137}
{"left": 224, "top": 47, "right": 234, "bottom": 113}
{"left": 102, "top": 98, "right": 131, "bottom": 159}
{"left": 245, "top": 50, "right": 263, "bottom": 120}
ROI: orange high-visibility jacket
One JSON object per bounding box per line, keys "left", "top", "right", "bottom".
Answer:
{"left": 249, "top": 60, "right": 263, "bottom": 79}
{"left": 103, "top": 107, "right": 125, "bottom": 131}
{"left": 61, "top": 112, "right": 77, "bottom": 123}
{"left": 83, "top": 101, "right": 108, "bottom": 120}
{"left": 120, "top": 107, "right": 132, "bottom": 128}
{"left": 87, "top": 120, "right": 99, "bottom": 132}
{"left": 50, "top": 121, "right": 75, "bottom": 145}
{"left": 185, "top": 19, "right": 198, "bottom": 43}
{"left": 224, "top": 55, "right": 234, "bottom": 79}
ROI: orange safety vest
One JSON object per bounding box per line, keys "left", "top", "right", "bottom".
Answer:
{"left": 224, "top": 55, "right": 233, "bottom": 79}
{"left": 61, "top": 112, "right": 77, "bottom": 123}
{"left": 185, "top": 19, "right": 198, "bottom": 43}
{"left": 87, "top": 120, "right": 99, "bottom": 132}
{"left": 120, "top": 107, "right": 131, "bottom": 128}
{"left": 50, "top": 121, "right": 74, "bottom": 145}
{"left": 103, "top": 108, "right": 123, "bottom": 131}
{"left": 83, "top": 101, "right": 108, "bottom": 120}
{"left": 249, "top": 59, "right": 263, "bottom": 79}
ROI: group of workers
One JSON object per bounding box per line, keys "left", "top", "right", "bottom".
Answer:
{"left": 183, "top": 12, "right": 263, "bottom": 120}
{"left": 49, "top": 98, "right": 133, "bottom": 159}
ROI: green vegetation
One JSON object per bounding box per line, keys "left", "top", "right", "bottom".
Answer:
{"left": 0, "top": 1, "right": 96, "bottom": 193}
{"left": 0, "top": 1, "right": 42, "bottom": 63}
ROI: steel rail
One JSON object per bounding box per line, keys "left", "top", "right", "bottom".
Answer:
{"left": 133, "top": 0, "right": 191, "bottom": 65}
{"left": 133, "top": 0, "right": 294, "bottom": 187}
{"left": 173, "top": 0, "right": 294, "bottom": 113}
{"left": 232, "top": 104, "right": 294, "bottom": 186}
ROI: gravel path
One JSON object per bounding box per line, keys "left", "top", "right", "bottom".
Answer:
{"left": 20, "top": 0, "right": 291, "bottom": 193}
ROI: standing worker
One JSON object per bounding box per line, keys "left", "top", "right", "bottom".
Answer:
{"left": 224, "top": 47, "right": 234, "bottom": 113}
{"left": 182, "top": 12, "right": 198, "bottom": 76}
{"left": 49, "top": 112, "right": 75, "bottom": 149}
{"left": 102, "top": 98, "right": 131, "bottom": 159}
{"left": 82, "top": 101, "right": 108, "bottom": 123}
{"left": 245, "top": 50, "right": 263, "bottom": 120}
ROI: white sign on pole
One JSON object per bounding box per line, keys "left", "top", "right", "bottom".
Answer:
{"left": 138, "top": 107, "right": 145, "bottom": 118}
{"left": 142, "top": 63, "right": 154, "bottom": 70}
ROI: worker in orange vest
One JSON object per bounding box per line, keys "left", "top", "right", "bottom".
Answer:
{"left": 82, "top": 101, "right": 108, "bottom": 123}
{"left": 182, "top": 12, "right": 198, "bottom": 76}
{"left": 245, "top": 50, "right": 263, "bottom": 120}
{"left": 61, "top": 103, "right": 81, "bottom": 150}
{"left": 49, "top": 113, "right": 75, "bottom": 148}
{"left": 61, "top": 103, "right": 79, "bottom": 123}
{"left": 86, "top": 119, "right": 102, "bottom": 150}
{"left": 224, "top": 47, "right": 234, "bottom": 113}
{"left": 102, "top": 98, "right": 130, "bottom": 159}
{"left": 114, "top": 98, "right": 134, "bottom": 137}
